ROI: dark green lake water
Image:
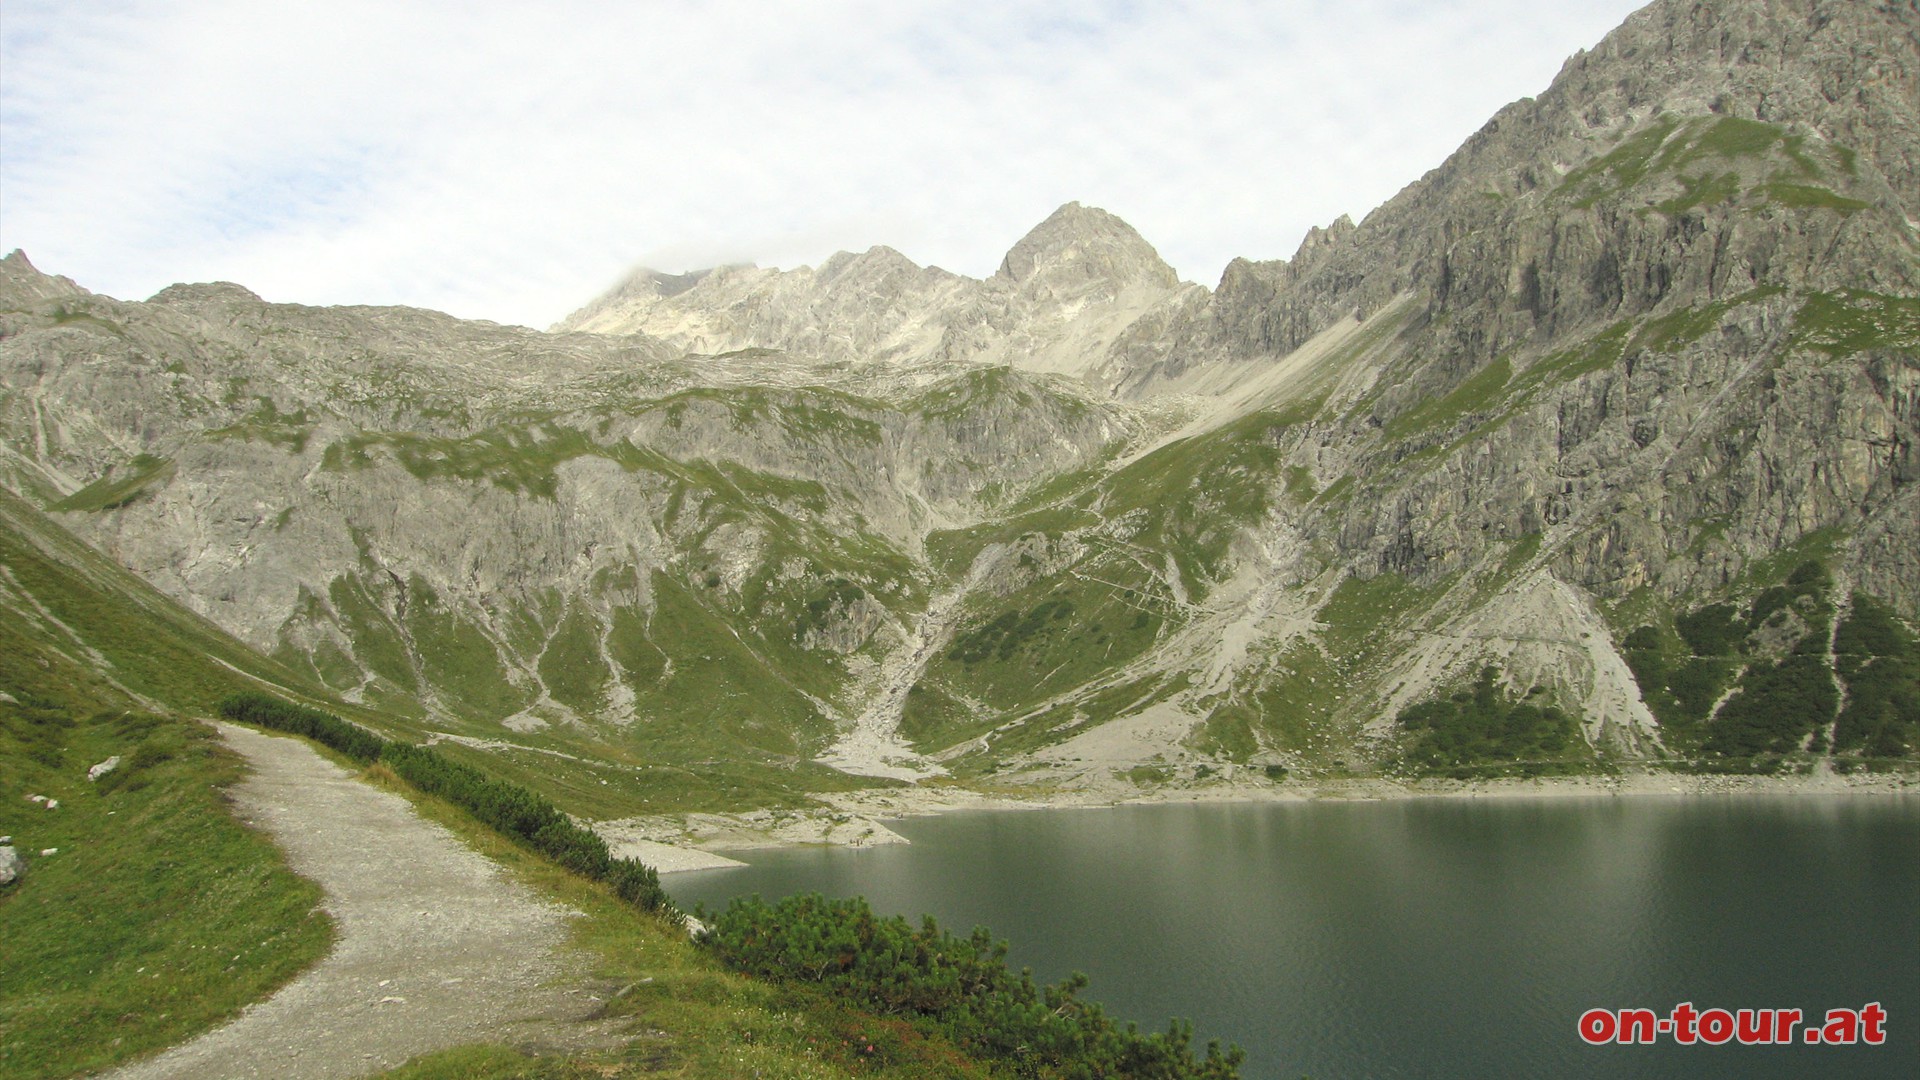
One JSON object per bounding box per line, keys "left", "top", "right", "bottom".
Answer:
{"left": 665, "top": 795, "right": 1920, "bottom": 1079}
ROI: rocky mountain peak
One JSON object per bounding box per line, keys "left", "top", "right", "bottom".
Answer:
{"left": 0, "top": 249, "right": 88, "bottom": 305}
{"left": 817, "top": 245, "right": 956, "bottom": 288}
{"left": 549, "top": 265, "right": 722, "bottom": 333}
{"left": 634, "top": 267, "right": 714, "bottom": 299}
{"left": 1291, "top": 215, "right": 1356, "bottom": 268}
{"left": 147, "top": 282, "right": 266, "bottom": 306}
{"left": 992, "top": 201, "right": 1180, "bottom": 292}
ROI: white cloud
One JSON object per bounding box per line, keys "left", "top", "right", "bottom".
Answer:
{"left": 1, "top": 0, "right": 1646, "bottom": 327}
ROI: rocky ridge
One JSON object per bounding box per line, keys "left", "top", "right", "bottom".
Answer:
{"left": 3, "top": 0, "right": 1917, "bottom": 807}
{"left": 555, "top": 202, "right": 1201, "bottom": 381}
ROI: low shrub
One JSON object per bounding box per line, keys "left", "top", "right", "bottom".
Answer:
{"left": 700, "top": 892, "right": 1243, "bottom": 1079}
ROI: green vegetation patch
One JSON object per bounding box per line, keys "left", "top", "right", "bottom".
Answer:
{"left": 535, "top": 603, "right": 613, "bottom": 715}
{"left": 607, "top": 572, "right": 840, "bottom": 761}
{"left": 910, "top": 365, "right": 1037, "bottom": 420}
{"left": 1556, "top": 114, "right": 1865, "bottom": 215}
{"left": 1394, "top": 667, "right": 1592, "bottom": 778}
{"left": 1617, "top": 559, "right": 1907, "bottom": 764}
{"left": 49, "top": 454, "right": 176, "bottom": 513}
{"left": 1382, "top": 358, "right": 1512, "bottom": 441}
{"left": 1692, "top": 116, "right": 1791, "bottom": 159}
{"left": 1317, "top": 571, "right": 1426, "bottom": 655}
{"left": 1100, "top": 408, "right": 1301, "bottom": 593}
{"left": 1557, "top": 115, "right": 1685, "bottom": 207}
{"left": 320, "top": 421, "right": 602, "bottom": 499}
{"left": 1757, "top": 182, "right": 1869, "bottom": 212}
{"left": 1789, "top": 290, "right": 1920, "bottom": 356}
{"left": 1832, "top": 594, "right": 1920, "bottom": 757}
{"left": 701, "top": 893, "right": 1243, "bottom": 1079}
{"left": 205, "top": 398, "right": 315, "bottom": 453}
{"left": 1632, "top": 287, "right": 1784, "bottom": 354}
{"left": 1706, "top": 651, "right": 1834, "bottom": 757}
{"left": 403, "top": 575, "right": 531, "bottom": 720}
{"left": 0, "top": 708, "right": 331, "bottom": 1079}
{"left": 1653, "top": 171, "right": 1741, "bottom": 215}
{"left": 325, "top": 576, "right": 420, "bottom": 694}
{"left": 947, "top": 597, "right": 1079, "bottom": 665}
{"left": 923, "top": 564, "right": 1168, "bottom": 734}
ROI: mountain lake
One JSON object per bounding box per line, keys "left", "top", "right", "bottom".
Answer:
{"left": 665, "top": 793, "right": 1919, "bottom": 1079}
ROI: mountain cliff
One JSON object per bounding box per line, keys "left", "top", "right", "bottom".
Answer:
{"left": 3, "top": 0, "right": 1916, "bottom": 810}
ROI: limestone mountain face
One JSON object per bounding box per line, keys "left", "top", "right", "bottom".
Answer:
{"left": 1117, "top": 0, "right": 1920, "bottom": 394}
{"left": 0, "top": 247, "right": 1136, "bottom": 786}
{"left": 554, "top": 202, "right": 1199, "bottom": 382}
{"left": 3, "top": 0, "right": 1917, "bottom": 806}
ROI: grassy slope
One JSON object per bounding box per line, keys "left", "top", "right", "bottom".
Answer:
{"left": 909, "top": 408, "right": 1303, "bottom": 759}
{"left": 0, "top": 488, "right": 1003, "bottom": 1079}
{"left": 0, "top": 713, "right": 331, "bottom": 1079}
{"left": 280, "top": 403, "right": 925, "bottom": 813}
{"left": 0, "top": 489, "right": 335, "bottom": 1078}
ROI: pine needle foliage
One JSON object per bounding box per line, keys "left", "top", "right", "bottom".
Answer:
{"left": 701, "top": 892, "right": 1244, "bottom": 1079}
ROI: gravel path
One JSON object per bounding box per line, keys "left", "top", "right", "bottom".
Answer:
{"left": 106, "top": 722, "right": 601, "bottom": 1079}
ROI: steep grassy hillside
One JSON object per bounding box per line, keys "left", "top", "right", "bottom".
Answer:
{"left": 0, "top": 489, "right": 335, "bottom": 1078}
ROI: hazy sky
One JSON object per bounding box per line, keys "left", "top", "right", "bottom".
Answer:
{"left": 1, "top": 1, "right": 1646, "bottom": 327}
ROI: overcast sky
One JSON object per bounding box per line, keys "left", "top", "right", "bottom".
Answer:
{"left": 1, "top": 1, "right": 1646, "bottom": 328}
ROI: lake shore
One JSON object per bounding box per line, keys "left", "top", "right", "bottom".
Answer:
{"left": 599, "top": 764, "right": 1919, "bottom": 872}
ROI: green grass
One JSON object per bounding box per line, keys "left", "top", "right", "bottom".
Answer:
{"left": 1691, "top": 116, "right": 1787, "bottom": 158}
{"left": 0, "top": 709, "right": 331, "bottom": 1079}
{"left": 1653, "top": 171, "right": 1741, "bottom": 215}
{"left": 1557, "top": 115, "right": 1683, "bottom": 207}
{"left": 48, "top": 454, "right": 176, "bottom": 513}
{"left": 538, "top": 603, "right": 615, "bottom": 714}
{"left": 325, "top": 576, "right": 423, "bottom": 695}
{"left": 1789, "top": 290, "right": 1920, "bottom": 356}
{"left": 42, "top": 304, "right": 127, "bottom": 337}
{"left": 0, "top": 490, "right": 325, "bottom": 714}
{"left": 1757, "top": 182, "right": 1869, "bottom": 212}
{"left": 205, "top": 398, "right": 315, "bottom": 453}
{"left": 403, "top": 575, "right": 532, "bottom": 719}
{"left": 1316, "top": 571, "right": 1427, "bottom": 656}
{"left": 320, "top": 422, "right": 606, "bottom": 499}
{"left": 1100, "top": 408, "right": 1302, "bottom": 594}
{"left": 910, "top": 365, "right": 1035, "bottom": 421}
{"left": 915, "top": 565, "right": 1171, "bottom": 747}
{"left": 1633, "top": 288, "right": 1784, "bottom": 353}
{"left": 1556, "top": 114, "right": 1866, "bottom": 215}
{"left": 1382, "top": 357, "right": 1512, "bottom": 441}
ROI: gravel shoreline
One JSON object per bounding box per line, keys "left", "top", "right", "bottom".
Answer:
{"left": 606, "top": 766, "right": 1918, "bottom": 871}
